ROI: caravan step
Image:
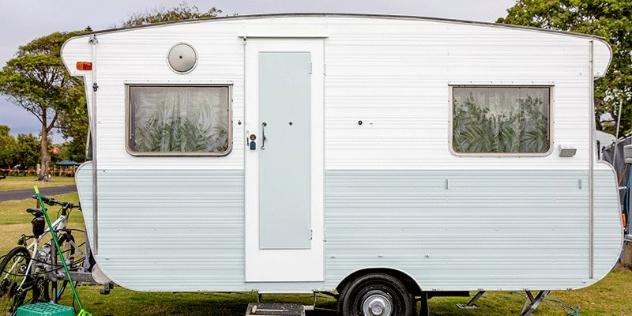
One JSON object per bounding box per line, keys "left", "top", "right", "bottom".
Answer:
{"left": 245, "top": 303, "right": 305, "bottom": 316}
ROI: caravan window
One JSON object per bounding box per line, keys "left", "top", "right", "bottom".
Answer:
{"left": 451, "top": 86, "right": 551, "bottom": 155}
{"left": 127, "top": 85, "right": 231, "bottom": 156}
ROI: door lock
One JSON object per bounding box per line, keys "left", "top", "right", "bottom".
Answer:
{"left": 249, "top": 134, "right": 257, "bottom": 150}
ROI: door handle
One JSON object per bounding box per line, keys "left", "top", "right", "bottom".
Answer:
{"left": 261, "top": 121, "right": 268, "bottom": 150}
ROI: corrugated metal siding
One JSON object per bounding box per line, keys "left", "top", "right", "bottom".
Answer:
{"left": 76, "top": 165, "right": 621, "bottom": 291}
{"left": 322, "top": 18, "right": 593, "bottom": 170}
{"left": 92, "top": 22, "right": 246, "bottom": 170}
{"left": 593, "top": 163, "right": 624, "bottom": 277}
{"left": 323, "top": 168, "right": 622, "bottom": 290}
{"left": 60, "top": 16, "right": 611, "bottom": 171}
{"left": 77, "top": 164, "right": 247, "bottom": 291}
{"left": 65, "top": 16, "right": 621, "bottom": 292}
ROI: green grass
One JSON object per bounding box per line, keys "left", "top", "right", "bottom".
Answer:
{"left": 1, "top": 195, "right": 631, "bottom": 315}
{"left": 0, "top": 176, "right": 75, "bottom": 192}
{"left": 427, "top": 273, "right": 632, "bottom": 315}
{"left": 56, "top": 290, "right": 337, "bottom": 316}
{"left": 51, "top": 273, "right": 632, "bottom": 316}
{"left": 0, "top": 193, "right": 81, "bottom": 227}
{"left": 0, "top": 194, "right": 83, "bottom": 256}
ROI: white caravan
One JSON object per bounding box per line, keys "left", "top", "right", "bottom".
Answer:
{"left": 61, "top": 14, "right": 623, "bottom": 316}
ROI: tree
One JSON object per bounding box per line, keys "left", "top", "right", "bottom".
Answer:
{"left": 121, "top": 1, "right": 222, "bottom": 27}
{"left": 0, "top": 126, "right": 41, "bottom": 171}
{"left": 0, "top": 125, "right": 17, "bottom": 169}
{"left": 497, "top": 0, "right": 632, "bottom": 134}
{"left": 0, "top": 30, "right": 88, "bottom": 181}
{"left": 57, "top": 82, "right": 88, "bottom": 162}
{"left": 14, "top": 133, "right": 41, "bottom": 170}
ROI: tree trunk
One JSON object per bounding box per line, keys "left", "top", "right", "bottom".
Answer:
{"left": 38, "top": 124, "right": 50, "bottom": 181}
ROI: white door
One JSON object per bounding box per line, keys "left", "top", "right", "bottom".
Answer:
{"left": 244, "top": 39, "right": 324, "bottom": 282}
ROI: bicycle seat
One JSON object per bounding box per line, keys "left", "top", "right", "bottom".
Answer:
{"left": 26, "top": 208, "right": 44, "bottom": 217}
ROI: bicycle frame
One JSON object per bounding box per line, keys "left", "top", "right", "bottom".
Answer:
{"left": 0, "top": 197, "right": 91, "bottom": 315}
{"left": 4, "top": 215, "right": 68, "bottom": 290}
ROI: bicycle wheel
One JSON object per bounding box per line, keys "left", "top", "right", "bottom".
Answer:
{"left": 0, "top": 247, "right": 35, "bottom": 316}
{"left": 50, "top": 233, "right": 77, "bottom": 301}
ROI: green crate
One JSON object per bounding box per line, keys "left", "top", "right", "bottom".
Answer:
{"left": 16, "top": 303, "right": 74, "bottom": 316}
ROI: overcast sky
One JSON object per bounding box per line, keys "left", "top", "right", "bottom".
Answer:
{"left": 0, "top": 0, "right": 517, "bottom": 143}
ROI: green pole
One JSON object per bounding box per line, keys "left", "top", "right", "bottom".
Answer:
{"left": 34, "top": 186, "right": 91, "bottom": 316}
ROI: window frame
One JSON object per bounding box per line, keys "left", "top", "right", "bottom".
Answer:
{"left": 125, "top": 83, "right": 233, "bottom": 157}
{"left": 448, "top": 84, "right": 554, "bottom": 157}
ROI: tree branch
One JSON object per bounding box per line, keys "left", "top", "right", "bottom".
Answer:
{"left": 46, "top": 111, "right": 59, "bottom": 133}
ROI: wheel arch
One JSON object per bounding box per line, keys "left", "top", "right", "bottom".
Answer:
{"left": 335, "top": 267, "right": 422, "bottom": 296}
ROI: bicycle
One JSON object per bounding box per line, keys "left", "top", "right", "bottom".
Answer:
{"left": 0, "top": 195, "right": 85, "bottom": 316}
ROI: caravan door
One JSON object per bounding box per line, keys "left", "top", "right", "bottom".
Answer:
{"left": 244, "top": 39, "right": 324, "bottom": 282}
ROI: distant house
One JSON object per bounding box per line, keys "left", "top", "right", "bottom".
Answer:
{"left": 51, "top": 146, "right": 62, "bottom": 155}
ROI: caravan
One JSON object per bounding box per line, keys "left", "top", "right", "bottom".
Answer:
{"left": 61, "top": 14, "right": 623, "bottom": 315}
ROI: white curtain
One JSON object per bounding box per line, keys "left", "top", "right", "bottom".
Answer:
{"left": 452, "top": 87, "right": 550, "bottom": 153}
{"left": 130, "top": 86, "right": 229, "bottom": 153}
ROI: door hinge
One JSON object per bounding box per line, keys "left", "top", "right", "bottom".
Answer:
{"left": 323, "top": 63, "right": 326, "bottom": 76}
{"left": 92, "top": 83, "right": 99, "bottom": 92}
{"left": 308, "top": 62, "right": 312, "bottom": 74}
{"left": 310, "top": 229, "right": 313, "bottom": 240}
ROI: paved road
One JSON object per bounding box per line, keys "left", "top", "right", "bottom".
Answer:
{"left": 0, "top": 185, "right": 77, "bottom": 202}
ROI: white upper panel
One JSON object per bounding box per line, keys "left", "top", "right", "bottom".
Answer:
{"left": 61, "top": 15, "right": 612, "bottom": 170}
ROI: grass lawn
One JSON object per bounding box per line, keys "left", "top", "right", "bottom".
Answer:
{"left": 1, "top": 194, "right": 631, "bottom": 315}
{"left": 0, "top": 176, "right": 75, "bottom": 192}
{"left": 50, "top": 271, "right": 632, "bottom": 316}
{"left": 0, "top": 193, "right": 83, "bottom": 250}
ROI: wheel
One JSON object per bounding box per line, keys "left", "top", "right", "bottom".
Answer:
{"left": 0, "top": 247, "right": 37, "bottom": 316}
{"left": 338, "top": 273, "right": 415, "bottom": 316}
{"left": 49, "top": 233, "right": 77, "bottom": 301}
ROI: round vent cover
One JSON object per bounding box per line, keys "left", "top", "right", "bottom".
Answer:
{"left": 167, "top": 43, "right": 197, "bottom": 73}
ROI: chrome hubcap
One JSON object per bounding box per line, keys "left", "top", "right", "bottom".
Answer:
{"left": 362, "top": 294, "right": 392, "bottom": 316}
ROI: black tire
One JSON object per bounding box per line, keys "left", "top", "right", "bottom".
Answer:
{"left": 338, "top": 273, "right": 415, "bottom": 316}
{"left": 0, "top": 247, "right": 34, "bottom": 316}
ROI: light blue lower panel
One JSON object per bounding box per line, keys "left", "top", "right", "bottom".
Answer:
{"left": 77, "top": 166, "right": 621, "bottom": 292}
{"left": 77, "top": 166, "right": 247, "bottom": 291}
{"left": 323, "top": 169, "right": 622, "bottom": 291}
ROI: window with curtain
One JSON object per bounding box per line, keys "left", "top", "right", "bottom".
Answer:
{"left": 128, "top": 85, "right": 231, "bottom": 155}
{"left": 452, "top": 86, "right": 551, "bottom": 154}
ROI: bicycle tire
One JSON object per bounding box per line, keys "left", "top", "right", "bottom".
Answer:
{"left": 0, "top": 247, "right": 35, "bottom": 316}
{"left": 50, "top": 233, "right": 77, "bottom": 301}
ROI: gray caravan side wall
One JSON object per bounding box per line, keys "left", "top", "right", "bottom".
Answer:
{"left": 76, "top": 164, "right": 621, "bottom": 292}
{"left": 76, "top": 165, "right": 246, "bottom": 291}
{"left": 323, "top": 168, "right": 622, "bottom": 291}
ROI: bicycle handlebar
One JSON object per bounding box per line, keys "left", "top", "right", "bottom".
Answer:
{"left": 31, "top": 195, "right": 81, "bottom": 210}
